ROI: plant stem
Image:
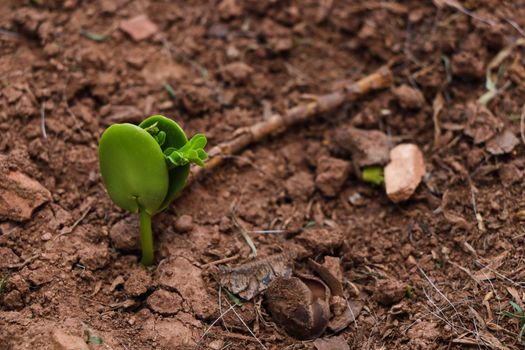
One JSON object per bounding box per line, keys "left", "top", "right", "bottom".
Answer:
{"left": 139, "top": 209, "right": 154, "bottom": 266}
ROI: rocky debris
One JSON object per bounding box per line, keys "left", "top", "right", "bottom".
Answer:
{"left": 406, "top": 321, "right": 440, "bottom": 348}
{"left": 373, "top": 277, "right": 406, "bottom": 306}
{"left": 499, "top": 163, "right": 522, "bottom": 186}
{"left": 313, "top": 336, "right": 350, "bottom": 350}
{"left": 51, "top": 329, "right": 90, "bottom": 350}
{"left": 174, "top": 214, "right": 194, "bottom": 233}
{"left": 124, "top": 268, "right": 152, "bottom": 297}
{"left": 0, "top": 247, "right": 20, "bottom": 268}
{"left": 315, "top": 156, "right": 351, "bottom": 197}
{"left": 120, "top": 15, "right": 158, "bottom": 41}
{"left": 464, "top": 103, "right": 503, "bottom": 144}
{"left": 78, "top": 241, "right": 110, "bottom": 270}
{"left": 0, "top": 171, "right": 51, "bottom": 222}
{"left": 147, "top": 289, "right": 184, "bottom": 315}
{"left": 220, "top": 62, "right": 254, "bottom": 84}
{"left": 266, "top": 275, "right": 330, "bottom": 340}
{"left": 157, "top": 257, "right": 217, "bottom": 318}
{"left": 393, "top": 84, "right": 425, "bottom": 109}
{"left": 285, "top": 171, "right": 314, "bottom": 200}
{"left": 485, "top": 129, "right": 519, "bottom": 155}
{"left": 384, "top": 144, "right": 426, "bottom": 203}
{"left": 217, "top": 253, "right": 293, "bottom": 300}
{"left": 218, "top": 0, "right": 242, "bottom": 19}
{"left": 295, "top": 229, "right": 343, "bottom": 256}
{"left": 110, "top": 217, "right": 139, "bottom": 251}
{"left": 335, "top": 127, "right": 390, "bottom": 169}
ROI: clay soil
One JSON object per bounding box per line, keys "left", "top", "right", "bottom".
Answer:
{"left": 2, "top": 0, "right": 525, "bottom": 349}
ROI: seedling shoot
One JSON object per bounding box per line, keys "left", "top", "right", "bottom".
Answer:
{"left": 99, "top": 115, "right": 207, "bottom": 266}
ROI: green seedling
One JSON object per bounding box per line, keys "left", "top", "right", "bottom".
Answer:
{"left": 362, "top": 166, "right": 385, "bottom": 186}
{"left": 99, "top": 115, "right": 207, "bottom": 266}
{"left": 500, "top": 301, "right": 525, "bottom": 342}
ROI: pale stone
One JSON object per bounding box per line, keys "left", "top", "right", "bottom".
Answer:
{"left": 384, "top": 144, "right": 426, "bottom": 203}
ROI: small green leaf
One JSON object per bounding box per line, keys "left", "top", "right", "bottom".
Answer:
{"left": 86, "top": 336, "right": 103, "bottom": 345}
{"left": 362, "top": 166, "right": 385, "bottom": 186}
{"left": 163, "top": 83, "right": 176, "bottom": 99}
{"left": 510, "top": 300, "right": 523, "bottom": 315}
{"left": 224, "top": 288, "right": 243, "bottom": 306}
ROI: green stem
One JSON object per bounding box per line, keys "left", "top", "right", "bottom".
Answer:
{"left": 139, "top": 209, "right": 154, "bottom": 266}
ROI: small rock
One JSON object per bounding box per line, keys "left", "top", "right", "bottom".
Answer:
{"left": 0, "top": 171, "right": 51, "bottom": 222}
{"left": 124, "top": 268, "right": 152, "bottom": 297}
{"left": 41, "top": 232, "right": 52, "bottom": 241}
{"left": 51, "top": 329, "right": 90, "bottom": 350}
{"left": 315, "top": 156, "right": 351, "bottom": 197}
{"left": 208, "top": 340, "right": 225, "bottom": 350}
{"left": 313, "top": 336, "right": 350, "bottom": 350}
{"left": 147, "top": 289, "right": 184, "bottom": 315}
{"left": 384, "top": 144, "right": 426, "bottom": 203}
{"left": 157, "top": 257, "right": 217, "bottom": 318}
{"left": 335, "top": 127, "right": 390, "bottom": 168}
{"left": 220, "top": 62, "right": 254, "bottom": 84}
{"left": 120, "top": 15, "right": 158, "bottom": 42}
{"left": 373, "top": 277, "right": 406, "bottom": 306}
{"left": 486, "top": 129, "right": 519, "bottom": 155}
{"left": 295, "top": 228, "right": 343, "bottom": 256}
{"left": 393, "top": 84, "right": 425, "bottom": 109}
{"left": 110, "top": 217, "right": 139, "bottom": 251}
{"left": 348, "top": 192, "right": 366, "bottom": 207}
{"left": 27, "top": 266, "right": 54, "bottom": 286}
{"left": 218, "top": 0, "right": 242, "bottom": 19}
{"left": 174, "top": 214, "right": 193, "bottom": 233}
{"left": 285, "top": 171, "right": 314, "bottom": 200}
{"left": 499, "top": 163, "right": 522, "bottom": 186}
{"left": 0, "top": 247, "right": 20, "bottom": 268}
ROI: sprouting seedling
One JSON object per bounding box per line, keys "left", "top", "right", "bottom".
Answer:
{"left": 500, "top": 301, "right": 525, "bottom": 342}
{"left": 99, "top": 115, "right": 207, "bottom": 266}
{"left": 361, "top": 166, "right": 385, "bottom": 186}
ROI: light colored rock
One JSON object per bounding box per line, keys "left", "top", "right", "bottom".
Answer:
{"left": 384, "top": 144, "right": 426, "bottom": 203}
{"left": 120, "top": 15, "right": 158, "bottom": 41}
{"left": 0, "top": 171, "right": 51, "bottom": 222}
{"left": 51, "top": 329, "right": 90, "bottom": 350}
{"left": 174, "top": 214, "right": 193, "bottom": 233}
{"left": 393, "top": 84, "right": 425, "bottom": 109}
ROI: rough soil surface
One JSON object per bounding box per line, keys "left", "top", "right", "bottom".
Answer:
{"left": 1, "top": 0, "right": 525, "bottom": 349}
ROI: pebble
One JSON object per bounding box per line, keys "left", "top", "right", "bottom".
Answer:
{"left": 393, "top": 84, "right": 425, "bottom": 109}
{"left": 384, "top": 144, "right": 426, "bottom": 203}
{"left": 0, "top": 171, "right": 51, "bottom": 222}
{"left": 174, "top": 214, "right": 193, "bottom": 233}
{"left": 120, "top": 15, "right": 158, "bottom": 41}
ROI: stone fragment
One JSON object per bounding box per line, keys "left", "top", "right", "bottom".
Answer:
{"left": 313, "top": 336, "right": 350, "bottom": 350}
{"left": 315, "top": 156, "right": 351, "bottom": 197}
{"left": 285, "top": 171, "right": 314, "bottom": 200}
{"left": 393, "top": 84, "right": 425, "bottom": 109}
{"left": 147, "top": 289, "right": 183, "bottom": 315}
{"left": 51, "top": 329, "right": 90, "bottom": 350}
{"left": 120, "top": 15, "right": 158, "bottom": 41}
{"left": 174, "top": 214, "right": 193, "bottom": 233}
{"left": 220, "top": 62, "right": 253, "bottom": 84}
{"left": 335, "top": 127, "right": 390, "bottom": 168}
{"left": 486, "top": 129, "right": 519, "bottom": 155}
{"left": 0, "top": 171, "right": 51, "bottom": 222}
{"left": 384, "top": 144, "right": 426, "bottom": 203}
{"left": 157, "top": 257, "right": 217, "bottom": 318}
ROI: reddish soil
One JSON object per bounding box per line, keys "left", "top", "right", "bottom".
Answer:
{"left": 1, "top": 0, "right": 525, "bottom": 349}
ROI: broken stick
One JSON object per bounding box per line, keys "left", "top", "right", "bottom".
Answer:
{"left": 189, "top": 66, "right": 393, "bottom": 183}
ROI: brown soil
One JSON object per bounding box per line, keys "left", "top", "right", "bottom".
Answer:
{"left": 1, "top": 0, "right": 525, "bottom": 349}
